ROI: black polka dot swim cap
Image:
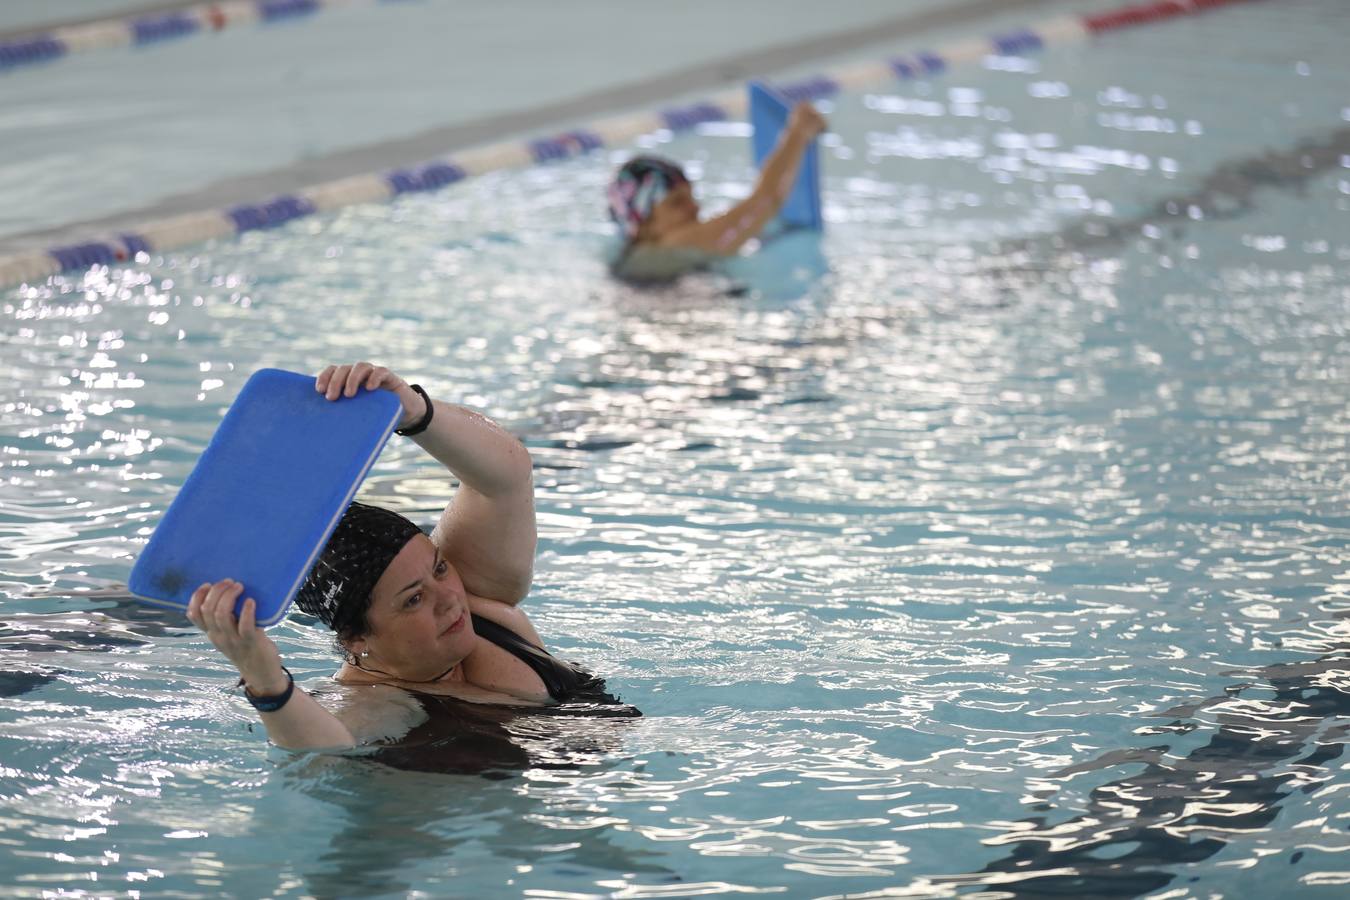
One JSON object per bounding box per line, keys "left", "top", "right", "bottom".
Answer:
{"left": 294, "top": 501, "right": 423, "bottom": 636}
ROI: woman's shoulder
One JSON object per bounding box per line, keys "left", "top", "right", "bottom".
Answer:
{"left": 318, "top": 681, "right": 429, "bottom": 744}
{"left": 468, "top": 594, "right": 545, "bottom": 649}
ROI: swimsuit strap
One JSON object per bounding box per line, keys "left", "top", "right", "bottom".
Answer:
{"left": 471, "top": 614, "right": 597, "bottom": 702}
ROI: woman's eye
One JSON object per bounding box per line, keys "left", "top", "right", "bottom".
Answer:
{"left": 435, "top": 560, "right": 448, "bottom": 576}
{"left": 405, "top": 593, "right": 422, "bottom": 609}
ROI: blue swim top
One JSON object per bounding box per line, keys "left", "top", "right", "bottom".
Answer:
{"left": 606, "top": 155, "right": 689, "bottom": 240}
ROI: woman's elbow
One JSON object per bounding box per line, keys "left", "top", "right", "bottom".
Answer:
{"left": 514, "top": 440, "right": 535, "bottom": 483}
{"left": 505, "top": 572, "right": 534, "bottom": 605}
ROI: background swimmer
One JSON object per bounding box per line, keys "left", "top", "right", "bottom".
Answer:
{"left": 186, "top": 362, "right": 635, "bottom": 753}
{"left": 606, "top": 101, "right": 827, "bottom": 281}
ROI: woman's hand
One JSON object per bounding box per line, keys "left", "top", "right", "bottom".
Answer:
{"left": 788, "top": 102, "right": 827, "bottom": 140}
{"left": 188, "top": 580, "right": 358, "bottom": 749}
{"left": 315, "top": 362, "right": 425, "bottom": 432}
{"left": 186, "top": 580, "right": 288, "bottom": 695}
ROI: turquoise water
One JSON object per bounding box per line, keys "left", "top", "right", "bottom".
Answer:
{"left": 3, "top": 1, "right": 1350, "bottom": 896}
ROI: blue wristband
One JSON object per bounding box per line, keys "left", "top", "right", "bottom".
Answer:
{"left": 239, "top": 667, "right": 294, "bottom": 713}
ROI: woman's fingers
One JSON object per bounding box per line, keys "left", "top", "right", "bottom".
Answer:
{"left": 324, "top": 365, "right": 351, "bottom": 400}
{"left": 201, "top": 580, "right": 243, "bottom": 634}
{"left": 190, "top": 581, "right": 222, "bottom": 631}
{"left": 365, "top": 366, "right": 395, "bottom": 392}
{"left": 189, "top": 580, "right": 243, "bottom": 657}
{"left": 237, "top": 597, "right": 257, "bottom": 637}
{"left": 186, "top": 582, "right": 210, "bottom": 626}
{"left": 320, "top": 363, "right": 369, "bottom": 400}
{"left": 316, "top": 362, "right": 407, "bottom": 400}
{"left": 186, "top": 581, "right": 278, "bottom": 679}
{"left": 343, "top": 362, "right": 373, "bottom": 398}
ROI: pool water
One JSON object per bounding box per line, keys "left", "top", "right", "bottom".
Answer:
{"left": 3, "top": 1, "right": 1350, "bottom": 896}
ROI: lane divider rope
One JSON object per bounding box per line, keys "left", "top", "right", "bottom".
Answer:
{"left": 0, "top": 0, "right": 401, "bottom": 72}
{"left": 0, "top": 0, "right": 1264, "bottom": 290}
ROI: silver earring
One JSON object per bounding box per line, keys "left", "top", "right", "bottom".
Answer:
{"left": 360, "top": 650, "right": 370, "bottom": 658}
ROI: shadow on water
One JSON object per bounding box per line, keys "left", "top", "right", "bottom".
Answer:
{"left": 0, "top": 670, "right": 58, "bottom": 697}
{"left": 19, "top": 587, "right": 190, "bottom": 635}
{"left": 0, "top": 591, "right": 187, "bottom": 695}
{"left": 1000, "top": 124, "right": 1350, "bottom": 265}
{"left": 936, "top": 647, "right": 1350, "bottom": 897}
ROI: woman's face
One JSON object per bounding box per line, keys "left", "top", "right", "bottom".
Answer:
{"left": 350, "top": 534, "right": 476, "bottom": 680}
{"left": 644, "top": 181, "right": 700, "bottom": 236}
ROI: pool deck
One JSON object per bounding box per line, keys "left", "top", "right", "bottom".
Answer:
{"left": 0, "top": 0, "right": 1085, "bottom": 261}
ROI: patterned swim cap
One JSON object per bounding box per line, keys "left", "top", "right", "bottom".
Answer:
{"left": 607, "top": 155, "right": 689, "bottom": 240}
{"left": 294, "top": 500, "right": 423, "bottom": 637}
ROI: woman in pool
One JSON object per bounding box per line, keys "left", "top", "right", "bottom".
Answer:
{"left": 187, "top": 361, "right": 633, "bottom": 753}
{"left": 607, "top": 100, "right": 827, "bottom": 281}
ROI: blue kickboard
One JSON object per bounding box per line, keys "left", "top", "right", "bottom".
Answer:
{"left": 749, "top": 80, "right": 823, "bottom": 231}
{"left": 129, "top": 368, "right": 403, "bottom": 627}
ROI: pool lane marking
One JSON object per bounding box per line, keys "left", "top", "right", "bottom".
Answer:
{"left": 0, "top": 0, "right": 1269, "bottom": 290}
{"left": 0, "top": 0, "right": 396, "bottom": 72}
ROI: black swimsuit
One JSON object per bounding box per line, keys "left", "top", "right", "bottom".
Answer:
{"left": 370, "top": 617, "right": 640, "bottom": 775}
{"left": 470, "top": 613, "right": 608, "bottom": 703}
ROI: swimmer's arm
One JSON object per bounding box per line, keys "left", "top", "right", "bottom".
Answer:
{"left": 247, "top": 674, "right": 357, "bottom": 751}
{"left": 188, "top": 581, "right": 357, "bottom": 751}
{"left": 423, "top": 401, "right": 536, "bottom": 604}
{"left": 317, "top": 363, "right": 537, "bottom": 605}
{"left": 668, "top": 102, "right": 826, "bottom": 255}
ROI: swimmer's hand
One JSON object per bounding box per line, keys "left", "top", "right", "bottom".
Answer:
{"left": 188, "top": 579, "right": 358, "bottom": 750}
{"left": 187, "top": 579, "right": 287, "bottom": 695}
{"left": 315, "top": 361, "right": 425, "bottom": 432}
{"left": 788, "top": 102, "right": 827, "bottom": 140}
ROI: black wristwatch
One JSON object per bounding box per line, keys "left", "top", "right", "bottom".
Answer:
{"left": 396, "top": 384, "right": 434, "bottom": 436}
{"left": 238, "top": 667, "right": 294, "bottom": 713}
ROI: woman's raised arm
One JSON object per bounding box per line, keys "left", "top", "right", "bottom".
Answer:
{"left": 668, "top": 101, "right": 827, "bottom": 254}
{"left": 316, "top": 363, "right": 536, "bottom": 605}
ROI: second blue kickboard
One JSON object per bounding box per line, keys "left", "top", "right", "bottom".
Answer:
{"left": 128, "top": 368, "right": 403, "bottom": 627}
{"left": 749, "top": 81, "right": 823, "bottom": 231}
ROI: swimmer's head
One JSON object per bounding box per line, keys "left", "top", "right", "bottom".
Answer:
{"left": 295, "top": 500, "right": 422, "bottom": 641}
{"left": 607, "top": 155, "right": 695, "bottom": 240}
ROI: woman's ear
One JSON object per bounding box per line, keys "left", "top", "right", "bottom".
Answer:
{"left": 343, "top": 637, "right": 369, "bottom": 662}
